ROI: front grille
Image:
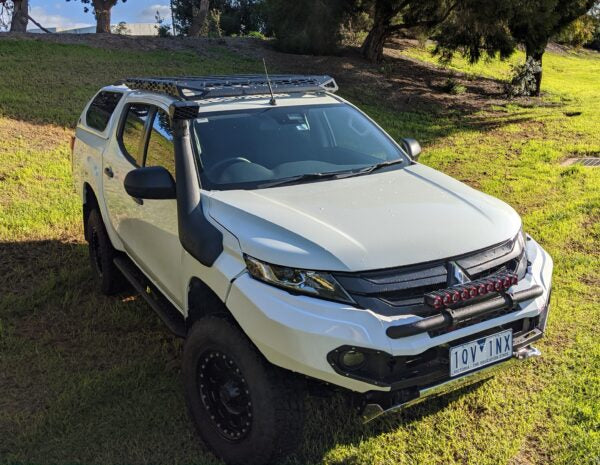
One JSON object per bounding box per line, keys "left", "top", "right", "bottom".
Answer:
{"left": 333, "top": 235, "right": 527, "bottom": 318}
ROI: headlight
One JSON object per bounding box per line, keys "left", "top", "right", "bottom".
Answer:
{"left": 244, "top": 255, "right": 354, "bottom": 304}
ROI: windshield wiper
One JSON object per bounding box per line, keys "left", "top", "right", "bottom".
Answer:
{"left": 257, "top": 172, "right": 345, "bottom": 188}
{"left": 348, "top": 158, "right": 406, "bottom": 177}
{"left": 256, "top": 159, "right": 406, "bottom": 188}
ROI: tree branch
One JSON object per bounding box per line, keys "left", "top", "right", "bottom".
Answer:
{"left": 28, "top": 14, "right": 53, "bottom": 33}
{"left": 388, "top": 1, "right": 458, "bottom": 33}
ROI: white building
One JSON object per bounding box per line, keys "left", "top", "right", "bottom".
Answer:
{"left": 29, "top": 23, "right": 160, "bottom": 36}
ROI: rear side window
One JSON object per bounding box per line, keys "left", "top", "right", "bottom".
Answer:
{"left": 86, "top": 91, "right": 123, "bottom": 132}
{"left": 120, "top": 103, "right": 152, "bottom": 166}
{"left": 146, "top": 109, "right": 176, "bottom": 179}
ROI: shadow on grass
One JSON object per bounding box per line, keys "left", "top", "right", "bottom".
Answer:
{"left": 297, "top": 379, "right": 490, "bottom": 465}
{"left": 1, "top": 238, "right": 495, "bottom": 465}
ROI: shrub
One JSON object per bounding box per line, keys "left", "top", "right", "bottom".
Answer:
{"left": 340, "top": 12, "right": 372, "bottom": 47}
{"left": 441, "top": 78, "right": 466, "bottom": 95}
{"left": 247, "top": 30, "right": 266, "bottom": 39}
{"left": 555, "top": 15, "right": 597, "bottom": 47}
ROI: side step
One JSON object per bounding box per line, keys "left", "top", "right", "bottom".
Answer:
{"left": 114, "top": 256, "right": 187, "bottom": 338}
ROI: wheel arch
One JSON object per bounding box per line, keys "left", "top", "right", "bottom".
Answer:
{"left": 82, "top": 182, "right": 99, "bottom": 241}
{"left": 186, "top": 276, "right": 232, "bottom": 327}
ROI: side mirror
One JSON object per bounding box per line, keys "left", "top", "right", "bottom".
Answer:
{"left": 124, "top": 166, "right": 176, "bottom": 200}
{"left": 401, "top": 138, "right": 422, "bottom": 161}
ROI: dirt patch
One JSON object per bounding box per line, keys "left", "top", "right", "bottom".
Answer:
{"left": 0, "top": 117, "right": 72, "bottom": 150}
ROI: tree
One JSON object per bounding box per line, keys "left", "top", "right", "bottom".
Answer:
{"left": 188, "top": 0, "right": 209, "bottom": 36}
{"left": 360, "top": 0, "right": 458, "bottom": 62}
{"left": 65, "top": 0, "right": 127, "bottom": 33}
{"left": 435, "top": 0, "right": 598, "bottom": 96}
{"left": 6, "top": 0, "right": 28, "bottom": 32}
{"left": 172, "top": 0, "right": 265, "bottom": 36}
{"left": 264, "top": 0, "right": 350, "bottom": 54}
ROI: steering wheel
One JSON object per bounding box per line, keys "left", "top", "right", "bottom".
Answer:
{"left": 208, "top": 157, "right": 252, "bottom": 176}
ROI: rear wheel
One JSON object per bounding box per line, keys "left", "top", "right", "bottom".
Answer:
{"left": 183, "top": 316, "right": 306, "bottom": 465}
{"left": 86, "top": 209, "right": 124, "bottom": 295}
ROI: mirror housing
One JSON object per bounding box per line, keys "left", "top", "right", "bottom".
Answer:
{"left": 401, "top": 138, "right": 422, "bottom": 161}
{"left": 124, "top": 166, "right": 176, "bottom": 200}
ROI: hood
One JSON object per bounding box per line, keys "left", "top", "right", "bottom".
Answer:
{"left": 206, "top": 164, "right": 522, "bottom": 272}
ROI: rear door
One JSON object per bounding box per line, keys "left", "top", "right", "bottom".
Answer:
{"left": 103, "top": 99, "right": 183, "bottom": 306}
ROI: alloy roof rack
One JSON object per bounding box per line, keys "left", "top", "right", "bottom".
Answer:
{"left": 120, "top": 74, "right": 339, "bottom": 101}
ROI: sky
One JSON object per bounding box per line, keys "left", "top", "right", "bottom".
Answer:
{"left": 28, "top": 0, "right": 173, "bottom": 30}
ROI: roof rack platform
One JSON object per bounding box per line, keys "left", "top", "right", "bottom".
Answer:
{"left": 120, "top": 75, "right": 338, "bottom": 101}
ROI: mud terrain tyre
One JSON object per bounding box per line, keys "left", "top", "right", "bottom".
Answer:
{"left": 86, "top": 209, "right": 124, "bottom": 295}
{"left": 183, "top": 316, "right": 306, "bottom": 465}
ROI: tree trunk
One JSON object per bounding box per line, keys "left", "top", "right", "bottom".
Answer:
{"left": 189, "top": 0, "right": 209, "bottom": 37}
{"left": 95, "top": 8, "right": 111, "bottom": 33}
{"left": 10, "top": 0, "right": 29, "bottom": 32}
{"left": 361, "top": 1, "right": 397, "bottom": 62}
{"left": 361, "top": 22, "right": 389, "bottom": 62}
{"left": 529, "top": 50, "right": 543, "bottom": 97}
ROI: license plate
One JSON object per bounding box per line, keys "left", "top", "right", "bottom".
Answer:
{"left": 450, "top": 329, "right": 513, "bottom": 377}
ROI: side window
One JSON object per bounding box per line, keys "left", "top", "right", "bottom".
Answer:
{"left": 86, "top": 91, "right": 123, "bottom": 132}
{"left": 146, "top": 109, "right": 176, "bottom": 180}
{"left": 119, "top": 103, "right": 152, "bottom": 166}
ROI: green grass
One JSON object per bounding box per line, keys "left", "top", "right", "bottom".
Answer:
{"left": 0, "top": 37, "right": 599, "bottom": 465}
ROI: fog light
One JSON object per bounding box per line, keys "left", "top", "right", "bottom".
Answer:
{"left": 340, "top": 350, "right": 365, "bottom": 370}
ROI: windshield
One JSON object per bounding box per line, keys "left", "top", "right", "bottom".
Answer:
{"left": 192, "top": 103, "right": 409, "bottom": 190}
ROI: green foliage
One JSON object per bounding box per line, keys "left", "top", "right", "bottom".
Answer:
{"left": 441, "top": 77, "right": 466, "bottom": 95}
{"left": 172, "top": 0, "right": 264, "bottom": 36}
{"left": 205, "top": 8, "right": 222, "bottom": 37}
{"left": 246, "top": 29, "right": 266, "bottom": 39}
{"left": 340, "top": 11, "right": 372, "bottom": 47}
{"left": 64, "top": 0, "right": 126, "bottom": 16}
{"left": 555, "top": 15, "right": 598, "bottom": 46}
{"left": 264, "top": 0, "right": 348, "bottom": 54}
{"left": 434, "top": 0, "right": 598, "bottom": 95}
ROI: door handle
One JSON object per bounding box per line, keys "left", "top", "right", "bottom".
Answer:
{"left": 104, "top": 166, "right": 114, "bottom": 178}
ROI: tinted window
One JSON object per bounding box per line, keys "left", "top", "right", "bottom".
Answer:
{"left": 146, "top": 109, "right": 176, "bottom": 179}
{"left": 193, "top": 104, "right": 407, "bottom": 190}
{"left": 120, "top": 104, "right": 152, "bottom": 166}
{"left": 86, "top": 91, "right": 123, "bottom": 132}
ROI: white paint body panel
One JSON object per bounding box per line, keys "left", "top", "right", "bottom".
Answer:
{"left": 207, "top": 163, "right": 522, "bottom": 271}
{"left": 73, "top": 87, "right": 554, "bottom": 394}
{"left": 225, "top": 237, "right": 552, "bottom": 392}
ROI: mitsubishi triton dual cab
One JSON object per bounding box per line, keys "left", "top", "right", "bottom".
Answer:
{"left": 72, "top": 75, "right": 553, "bottom": 465}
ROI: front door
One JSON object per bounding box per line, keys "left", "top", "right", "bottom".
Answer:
{"left": 103, "top": 100, "right": 182, "bottom": 306}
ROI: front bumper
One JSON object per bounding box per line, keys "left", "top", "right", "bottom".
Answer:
{"left": 361, "top": 344, "right": 542, "bottom": 422}
{"left": 225, "top": 237, "right": 553, "bottom": 394}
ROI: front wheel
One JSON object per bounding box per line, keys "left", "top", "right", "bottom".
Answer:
{"left": 183, "top": 317, "right": 306, "bottom": 465}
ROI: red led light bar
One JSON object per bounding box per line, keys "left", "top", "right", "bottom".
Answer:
{"left": 424, "top": 271, "right": 518, "bottom": 309}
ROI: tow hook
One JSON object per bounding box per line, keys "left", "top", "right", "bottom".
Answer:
{"left": 513, "top": 345, "right": 541, "bottom": 360}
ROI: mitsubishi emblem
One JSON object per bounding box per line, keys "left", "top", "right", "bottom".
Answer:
{"left": 448, "top": 261, "right": 470, "bottom": 286}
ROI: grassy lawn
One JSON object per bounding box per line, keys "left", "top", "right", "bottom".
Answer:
{"left": 0, "top": 37, "right": 598, "bottom": 465}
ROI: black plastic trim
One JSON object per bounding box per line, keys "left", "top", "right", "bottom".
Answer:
{"left": 114, "top": 255, "right": 186, "bottom": 337}
{"left": 172, "top": 119, "right": 223, "bottom": 266}
{"left": 329, "top": 319, "right": 543, "bottom": 389}
{"left": 123, "top": 166, "right": 176, "bottom": 200}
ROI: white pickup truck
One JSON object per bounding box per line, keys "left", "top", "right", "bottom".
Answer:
{"left": 72, "top": 75, "right": 553, "bottom": 465}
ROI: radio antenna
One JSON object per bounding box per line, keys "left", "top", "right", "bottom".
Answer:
{"left": 263, "top": 58, "right": 277, "bottom": 106}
